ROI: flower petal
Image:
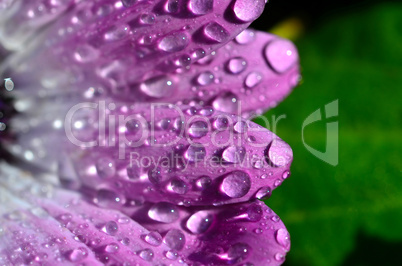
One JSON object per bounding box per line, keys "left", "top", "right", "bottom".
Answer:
{"left": 122, "top": 199, "right": 290, "bottom": 265}
{"left": 6, "top": 103, "right": 293, "bottom": 206}
{"left": 1, "top": 0, "right": 267, "bottom": 96}
{"left": 0, "top": 162, "right": 189, "bottom": 264}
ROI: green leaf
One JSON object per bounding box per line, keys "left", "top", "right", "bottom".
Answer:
{"left": 260, "top": 3, "right": 402, "bottom": 266}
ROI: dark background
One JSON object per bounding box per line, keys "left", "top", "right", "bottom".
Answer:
{"left": 251, "top": 0, "right": 402, "bottom": 265}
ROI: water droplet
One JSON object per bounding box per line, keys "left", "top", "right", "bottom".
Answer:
{"left": 4, "top": 78, "right": 14, "bottom": 91}
{"left": 212, "top": 92, "right": 238, "bottom": 113}
{"left": 271, "top": 215, "right": 280, "bottom": 222}
{"left": 67, "top": 247, "right": 88, "bottom": 262}
{"left": 204, "top": 22, "right": 229, "bottom": 43}
{"left": 165, "top": 0, "right": 179, "bottom": 13}
{"left": 188, "top": 121, "right": 209, "bottom": 138}
{"left": 121, "top": 0, "right": 139, "bottom": 7}
{"left": 222, "top": 146, "right": 246, "bottom": 163}
{"left": 275, "top": 228, "right": 290, "bottom": 250}
{"left": 265, "top": 39, "right": 298, "bottom": 73}
{"left": 104, "top": 24, "right": 130, "bottom": 41}
{"left": 158, "top": 31, "right": 189, "bottom": 52}
{"left": 274, "top": 253, "right": 285, "bottom": 262}
{"left": 74, "top": 45, "right": 99, "bottom": 63}
{"left": 213, "top": 116, "right": 229, "bottom": 130}
{"left": 164, "top": 229, "right": 186, "bottom": 250}
{"left": 185, "top": 143, "right": 206, "bottom": 162}
{"left": 188, "top": 0, "right": 213, "bottom": 15}
{"left": 227, "top": 243, "right": 251, "bottom": 262}
{"left": 139, "top": 249, "right": 154, "bottom": 261}
{"left": 105, "top": 243, "right": 119, "bottom": 253}
{"left": 246, "top": 203, "right": 263, "bottom": 222}
{"left": 165, "top": 250, "right": 178, "bottom": 260}
{"left": 126, "top": 165, "right": 140, "bottom": 179}
{"left": 282, "top": 170, "right": 290, "bottom": 179}
{"left": 233, "top": 0, "right": 265, "bottom": 22}
{"left": 120, "top": 237, "right": 130, "bottom": 246}
{"left": 94, "top": 189, "right": 124, "bottom": 208}
{"left": 174, "top": 54, "right": 192, "bottom": 67}
{"left": 195, "top": 176, "right": 212, "bottom": 190}
{"left": 148, "top": 168, "right": 162, "bottom": 184}
{"left": 148, "top": 202, "right": 179, "bottom": 223}
{"left": 235, "top": 29, "right": 256, "bottom": 44}
{"left": 266, "top": 138, "right": 293, "bottom": 167}
{"left": 227, "top": 57, "right": 247, "bottom": 74}
{"left": 245, "top": 72, "right": 263, "bottom": 88}
{"left": 200, "top": 108, "right": 214, "bottom": 116}
{"left": 96, "top": 157, "right": 116, "bottom": 178}
{"left": 186, "top": 211, "right": 214, "bottom": 234}
{"left": 102, "top": 221, "right": 119, "bottom": 236}
{"left": 255, "top": 186, "right": 272, "bottom": 200}
{"left": 144, "top": 231, "right": 162, "bottom": 246}
{"left": 221, "top": 171, "right": 251, "bottom": 198}
{"left": 170, "top": 179, "right": 188, "bottom": 194}
{"left": 254, "top": 228, "right": 263, "bottom": 234}
{"left": 192, "top": 48, "right": 206, "bottom": 60}
{"left": 196, "top": 71, "right": 214, "bottom": 86}
{"left": 140, "top": 13, "right": 155, "bottom": 24}
{"left": 234, "top": 121, "right": 248, "bottom": 133}
{"left": 140, "top": 75, "right": 174, "bottom": 98}
{"left": 118, "top": 217, "right": 130, "bottom": 224}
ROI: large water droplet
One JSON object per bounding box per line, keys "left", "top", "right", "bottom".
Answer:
{"left": 148, "top": 168, "right": 162, "bottom": 184}
{"left": 144, "top": 231, "right": 162, "bottom": 246}
{"left": 165, "top": 0, "right": 179, "bottom": 13}
{"left": 255, "top": 186, "right": 272, "bottom": 200}
{"left": 188, "top": 121, "right": 209, "bottom": 138}
{"left": 222, "top": 146, "right": 246, "bottom": 163}
{"left": 67, "top": 247, "right": 88, "bottom": 262}
{"left": 245, "top": 72, "right": 263, "bottom": 88}
{"left": 102, "top": 221, "right": 119, "bottom": 236}
{"left": 246, "top": 203, "right": 263, "bottom": 221}
{"left": 188, "top": 0, "right": 213, "bottom": 15}
{"left": 140, "top": 13, "right": 156, "bottom": 24}
{"left": 234, "top": 121, "right": 248, "bottom": 134}
{"left": 265, "top": 39, "right": 298, "bottom": 73}
{"left": 185, "top": 143, "right": 206, "bottom": 162}
{"left": 235, "top": 29, "right": 256, "bottom": 44}
{"left": 212, "top": 92, "right": 238, "bottom": 113}
{"left": 121, "top": 0, "right": 139, "bottom": 7}
{"left": 104, "top": 24, "right": 130, "bottom": 41}
{"left": 266, "top": 138, "right": 293, "bottom": 167}
{"left": 204, "top": 22, "right": 229, "bottom": 43}
{"left": 186, "top": 211, "right": 214, "bottom": 234}
{"left": 195, "top": 176, "right": 212, "bottom": 190}
{"left": 275, "top": 228, "right": 290, "bottom": 250}
{"left": 196, "top": 71, "right": 214, "bottom": 86}
{"left": 165, "top": 250, "right": 178, "bottom": 260}
{"left": 158, "top": 32, "right": 189, "bottom": 52}
{"left": 227, "top": 243, "right": 251, "bottom": 262}
{"left": 170, "top": 179, "right": 188, "bottom": 194}
{"left": 140, "top": 75, "right": 174, "bottom": 98}
{"left": 233, "top": 0, "right": 265, "bottom": 22}
{"left": 164, "top": 229, "right": 186, "bottom": 250}
{"left": 213, "top": 116, "right": 229, "bottom": 130}
{"left": 139, "top": 249, "right": 154, "bottom": 261}
{"left": 221, "top": 171, "right": 251, "bottom": 198}
{"left": 227, "top": 57, "right": 247, "bottom": 74}
{"left": 148, "top": 202, "right": 179, "bottom": 223}
{"left": 96, "top": 157, "right": 116, "bottom": 178}
{"left": 104, "top": 243, "right": 119, "bottom": 253}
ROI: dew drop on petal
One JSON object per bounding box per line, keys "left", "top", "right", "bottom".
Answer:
{"left": 140, "top": 13, "right": 156, "bottom": 24}
{"left": 212, "top": 92, "right": 239, "bottom": 113}
{"left": 275, "top": 228, "right": 290, "bottom": 250}
{"left": 170, "top": 179, "right": 188, "bottom": 194}
{"left": 139, "top": 249, "right": 154, "bottom": 261}
{"left": 144, "top": 231, "right": 162, "bottom": 246}
{"left": 185, "top": 143, "right": 206, "bottom": 162}
{"left": 96, "top": 157, "right": 116, "bottom": 178}
{"left": 222, "top": 146, "right": 246, "bottom": 163}
{"left": 165, "top": 250, "right": 178, "bottom": 260}
{"left": 245, "top": 72, "right": 263, "bottom": 88}
{"left": 148, "top": 202, "right": 179, "bottom": 223}
{"left": 186, "top": 211, "right": 214, "bottom": 234}
{"left": 102, "top": 221, "right": 119, "bottom": 236}
{"left": 188, "top": 0, "right": 213, "bottom": 15}
{"left": 196, "top": 71, "right": 214, "bottom": 86}
{"left": 265, "top": 39, "right": 298, "bottom": 73}
{"left": 121, "top": 0, "right": 139, "bottom": 7}
{"left": 266, "top": 138, "right": 293, "bottom": 167}
{"left": 235, "top": 29, "right": 256, "bottom": 44}
{"left": 203, "top": 22, "right": 229, "bottom": 43}
{"left": 158, "top": 31, "right": 189, "bottom": 52}
{"left": 140, "top": 75, "right": 174, "bottom": 98}
{"left": 195, "top": 176, "right": 212, "bottom": 190}
{"left": 255, "top": 186, "right": 272, "bottom": 200}
{"left": 227, "top": 243, "right": 251, "bottom": 262}
{"left": 233, "top": 0, "right": 265, "bottom": 22}
{"left": 164, "top": 229, "right": 186, "bottom": 250}
{"left": 188, "top": 121, "right": 209, "bottom": 138}
{"left": 165, "top": 0, "right": 179, "bottom": 13}
{"left": 221, "top": 171, "right": 251, "bottom": 198}
{"left": 234, "top": 121, "right": 248, "bottom": 134}
{"left": 104, "top": 243, "right": 119, "bottom": 253}
{"left": 246, "top": 203, "right": 263, "bottom": 222}
{"left": 227, "top": 57, "right": 247, "bottom": 74}
{"left": 67, "top": 247, "right": 88, "bottom": 262}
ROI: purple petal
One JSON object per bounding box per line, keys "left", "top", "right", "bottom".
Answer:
{"left": 0, "top": 163, "right": 189, "bottom": 264}
{"left": 6, "top": 103, "right": 293, "bottom": 206}
{"left": 2, "top": 0, "right": 266, "bottom": 96}
{"left": 122, "top": 199, "right": 290, "bottom": 265}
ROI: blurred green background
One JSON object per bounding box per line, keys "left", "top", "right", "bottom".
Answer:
{"left": 253, "top": 0, "right": 402, "bottom": 265}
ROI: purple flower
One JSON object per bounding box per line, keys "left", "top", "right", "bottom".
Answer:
{"left": 0, "top": 0, "right": 299, "bottom": 265}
